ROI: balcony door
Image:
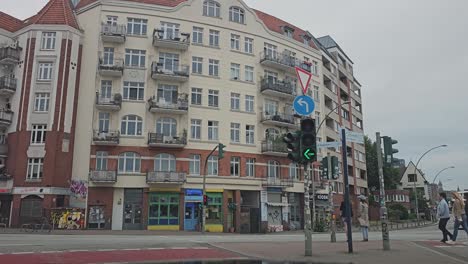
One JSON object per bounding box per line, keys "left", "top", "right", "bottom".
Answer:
{"left": 103, "top": 47, "right": 114, "bottom": 65}
{"left": 100, "top": 81, "right": 112, "bottom": 101}
{"left": 161, "top": 22, "right": 180, "bottom": 39}
{"left": 156, "top": 117, "right": 177, "bottom": 137}
{"left": 159, "top": 52, "right": 179, "bottom": 72}
{"left": 157, "top": 84, "right": 178, "bottom": 104}
{"left": 264, "top": 100, "right": 278, "bottom": 116}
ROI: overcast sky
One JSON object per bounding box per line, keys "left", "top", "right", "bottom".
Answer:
{"left": 3, "top": 0, "right": 468, "bottom": 190}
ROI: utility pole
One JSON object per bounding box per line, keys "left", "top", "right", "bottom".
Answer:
{"left": 376, "top": 132, "right": 390, "bottom": 250}
{"left": 341, "top": 128, "right": 353, "bottom": 253}
{"left": 202, "top": 144, "right": 224, "bottom": 234}
{"left": 311, "top": 165, "right": 316, "bottom": 231}
{"left": 303, "top": 163, "right": 312, "bottom": 256}
{"left": 328, "top": 152, "right": 336, "bottom": 242}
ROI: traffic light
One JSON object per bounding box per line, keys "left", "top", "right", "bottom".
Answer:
{"left": 203, "top": 195, "right": 208, "bottom": 206}
{"left": 300, "top": 118, "right": 317, "bottom": 164}
{"left": 218, "top": 143, "right": 226, "bottom": 160}
{"left": 321, "top": 157, "right": 329, "bottom": 179}
{"left": 382, "top": 136, "right": 398, "bottom": 165}
{"left": 283, "top": 131, "right": 302, "bottom": 163}
{"left": 331, "top": 156, "right": 339, "bottom": 179}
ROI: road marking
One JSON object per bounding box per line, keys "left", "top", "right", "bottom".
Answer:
{"left": 68, "top": 249, "right": 90, "bottom": 252}
{"left": 410, "top": 242, "right": 467, "bottom": 264}
{"left": 0, "top": 244, "right": 39, "bottom": 247}
{"left": 41, "top": 251, "right": 61, "bottom": 254}
{"left": 96, "top": 249, "right": 114, "bottom": 251}
{"left": 435, "top": 245, "right": 465, "bottom": 248}
{"left": 192, "top": 247, "right": 209, "bottom": 250}
{"left": 170, "top": 247, "right": 188, "bottom": 249}
{"left": 11, "top": 252, "right": 34, "bottom": 255}
{"left": 145, "top": 248, "right": 164, "bottom": 250}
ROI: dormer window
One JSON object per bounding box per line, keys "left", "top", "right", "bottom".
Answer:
{"left": 229, "top": 7, "right": 245, "bottom": 24}
{"left": 282, "top": 25, "right": 294, "bottom": 38}
{"left": 302, "top": 34, "right": 312, "bottom": 45}
{"left": 203, "top": 1, "right": 220, "bottom": 18}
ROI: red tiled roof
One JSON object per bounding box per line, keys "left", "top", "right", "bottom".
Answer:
{"left": 0, "top": 12, "right": 24, "bottom": 32}
{"left": 253, "top": 9, "right": 318, "bottom": 50}
{"left": 76, "top": 0, "right": 187, "bottom": 9}
{"left": 24, "top": 0, "right": 80, "bottom": 30}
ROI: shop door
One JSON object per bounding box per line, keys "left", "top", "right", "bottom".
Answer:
{"left": 123, "top": 189, "right": 143, "bottom": 230}
{"left": 184, "top": 203, "right": 198, "bottom": 231}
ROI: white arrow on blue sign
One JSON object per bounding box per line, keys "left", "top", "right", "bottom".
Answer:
{"left": 293, "top": 95, "right": 315, "bottom": 116}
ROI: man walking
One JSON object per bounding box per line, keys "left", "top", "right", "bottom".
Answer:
{"left": 438, "top": 192, "right": 453, "bottom": 243}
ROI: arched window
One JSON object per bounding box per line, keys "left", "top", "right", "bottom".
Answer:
{"left": 203, "top": 1, "right": 220, "bottom": 17}
{"left": 121, "top": 115, "right": 143, "bottom": 136}
{"left": 118, "top": 152, "right": 141, "bottom": 173}
{"left": 155, "top": 153, "right": 176, "bottom": 172}
{"left": 20, "top": 195, "right": 43, "bottom": 222}
{"left": 265, "top": 128, "right": 280, "bottom": 140}
{"left": 156, "top": 117, "right": 177, "bottom": 137}
{"left": 229, "top": 6, "right": 245, "bottom": 24}
{"left": 267, "top": 160, "right": 280, "bottom": 179}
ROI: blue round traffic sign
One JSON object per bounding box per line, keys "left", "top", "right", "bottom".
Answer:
{"left": 293, "top": 95, "right": 315, "bottom": 116}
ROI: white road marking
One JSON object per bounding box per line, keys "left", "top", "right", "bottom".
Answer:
{"left": 96, "top": 249, "right": 114, "bottom": 251}
{"left": 40, "top": 251, "right": 62, "bottom": 254}
{"left": 11, "top": 252, "right": 34, "bottom": 255}
{"left": 68, "top": 249, "right": 90, "bottom": 252}
{"left": 410, "top": 242, "right": 467, "bottom": 264}
{"left": 192, "top": 247, "right": 209, "bottom": 250}
{"left": 145, "top": 248, "right": 164, "bottom": 250}
{"left": 170, "top": 247, "right": 188, "bottom": 249}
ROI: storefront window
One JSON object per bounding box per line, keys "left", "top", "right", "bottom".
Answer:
{"left": 206, "top": 193, "right": 223, "bottom": 225}
{"left": 148, "top": 193, "right": 179, "bottom": 226}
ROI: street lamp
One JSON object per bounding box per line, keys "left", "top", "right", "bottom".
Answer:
{"left": 413, "top": 144, "right": 448, "bottom": 222}
{"left": 432, "top": 166, "right": 455, "bottom": 184}
{"left": 316, "top": 101, "right": 351, "bottom": 133}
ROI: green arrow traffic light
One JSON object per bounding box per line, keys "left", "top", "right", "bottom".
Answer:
{"left": 303, "top": 148, "right": 315, "bottom": 160}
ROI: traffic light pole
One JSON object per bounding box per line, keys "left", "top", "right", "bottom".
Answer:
{"left": 328, "top": 152, "right": 336, "bottom": 243}
{"left": 303, "top": 163, "right": 313, "bottom": 256}
{"left": 201, "top": 145, "right": 219, "bottom": 234}
{"left": 341, "top": 128, "right": 353, "bottom": 253}
{"left": 376, "top": 132, "right": 390, "bottom": 250}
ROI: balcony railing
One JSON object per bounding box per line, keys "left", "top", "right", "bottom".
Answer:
{"left": 101, "top": 23, "right": 126, "bottom": 37}
{"left": 262, "top": 177, "right": 294, "bottom": 187}
{"left": 151, "top": 62, "right": 189, "bottom": 79}
{"left": 260, "top": 78, "right": 296, "bottom": 97}
{"left": 148, "top": 133, "right": 187, "bottom": 147}
{"left": 96, "top": 93, "right": 122, "bottom": 110}
{"left": 98, "top": 57, "right": 124, "bottom": 74}
{"left": 260, "top": 51, "right": 311, "bottom": 73}
{"left": 0, "top": 173, "right": 12, "bottom": 181}
{"left": 89, "top": 170, "right": 117, "bottom": 183}
{"left": 0, "top": 76, "right": 16, "bottom": 94}
{"left": 0, "top": 110, "right": 13, "bottom": 124}
{"left": 146, "top": 171, "right": 187, "bottom": 184}
{"left": 93, "top": 130, "right": 120, "bottom": 145}
{"left": 262, "top": 112, "right": 296, "bottom": 126}
{"left": 152, "top": 29, "right": 190, "bottom": 48}
{"left": 0, "top": 46, "right": 20, "bottom": 62}
{"left": 148, "top": 97, "right": 188, "bottom": 112}
{"left": 261, "top": 141, "right": 288, "bottom": 154}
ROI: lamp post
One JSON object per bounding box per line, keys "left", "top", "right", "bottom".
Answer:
{"left": 316, "top": 101, "right": 351, "bottom": 134}
{"left": 413, "top": 145, "right": 448, "bottom": 222}
{"left": 432, "top": 166, "right": 455, "bottom": 184}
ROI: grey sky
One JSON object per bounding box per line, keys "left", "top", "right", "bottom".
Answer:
{"left": 3, "top": 0, "right": 468, "bottom": 190}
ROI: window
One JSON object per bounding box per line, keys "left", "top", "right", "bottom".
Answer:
{"left": 245, "top": 66, "right": 254, "bottom": 82}
{"left": 98, "top": 112, "right": 110, "bottom": 132}
{"left": 289, "top": 163, "right": 300, "bottom": 180}
{"left": 208, "top": 121, "right": 218, "bottom": 140}
{"left": 230, "top": 63, "right": 240, "bottom": 80}
{"left": 160, "top": 22, "right": 180, "bottom": 40}
{"left": 96, "top": 151, "right": 108, "bottom": 171}
{"left": 264, "top": 100, "right": 278, "bottom": 116}
{"left": 149, "top": 193, "right": 179, "bottom": 226}
{"left": 27, "top": 158, "right": 43, "bottom": 180}
{"left": 189, "top": 154, "right": 201, "bottom": 175}
{"left": 125, "top": 49, "right": 146, "bottom": 68}
{"left": 192, "top": 57, "right": 203, "bottom": 74}
{"left": 408, "top": 174, "right": 417, "bottom": 183}
{"left": 34, "top": 93, "right": 50, "bottom": 112}
{"left": 41, "top": 32, "right": 56, "bottom": 50}
{"left": 267, "top": 160, "right": 280, "bottom": 179}
{"left": 208, "top": 59, "right": 219, "bottom": 76}
{"left": 231, "top": 34, "right": 240, "bottom": 50}
{"left": 158, "top": 52, "right": 179, "bottom": 72}
{"left": 190, "top": 119, "right": 201, "bottom": 139}
{"left": 231, "top": 93, "right": 240, "bottom": 110}
{"left": 231, "top": 157, "right": 240, "bottom": 176}
{"left": 106, "top": 16, "right": 117, "bottom": 25}
{"left": 192, "top": 27, "right": 203, "bottom": 44}
{"left": 209, "top": 30, "right": 219, "bottom": 47}
{"left": 246, "top": 125, "right": 255, "bottom": 144}
{"left": 118, "top": 152, "right": 141, "bottom": 173}
{"left": 342, "top": 109, "right": 350, "bottom": 121}
{"left": 100, "top": 80, "right": 112, "bottom": 100}
{"left": 156, "top": 117, "right": 177, "bottom": 137}
{"left": 244, "top": 37, "right": 253, "bottom": 54}
{"left": 20, "top": 197, "right": 43, "bottom": 218}
{"left": 203, "top": 1, "right": 220, "bottom": 17}
{"left": 230, "top": 123, "right": 240, "bottom": 143}
{"left": 264, "top": 43, "right": 277, "bottom": 59}
{"left": 121, "top": 115, "right": 143, "bottom": 136}
{"left": 123, "top": 81, "right": 144, "bottom": 101}
{"left": 38, "top": 62, "right": 53, "bottom": 81}
{"left": 155, "top": 153, "right": 176, "bottom": 172}
{"left": 245, "top": 95, "right": 254, "bottom": 112}
{"left": 127, "top": 18, "right": 147, "bottom": 35}
{"left": 246, "top": 158, "right": 255, "bottom": 177}
{"left": 285, "top": 29, "right": 293, "bottom": 38}
{"left": 31, "top": 124, "right": 47, "bottom": 144}
{"left": 157, "top": 84, "right": 178, "bottom": 104}
{"left": 265, "top": 128, "right": 280, "bottom": 140}
{"left": 207, "top": 156, "right": 218, "bottom": 176}
{"left": 313, "top": 86, "right": 320, "bottom": 102}
{"left": 208, "top": 89, "right": 219, "bottom": 107}
{"left": 102, "top": 47, "right": 115, "bottom": 65}
{"left": 191, "top": 88, "right": 202, "bottom": 105}
{"left": 229, "top": 7, "right": 245, "bottom": 24}
{"left": 311, "top": 61, "right": 318, "bottom": 75}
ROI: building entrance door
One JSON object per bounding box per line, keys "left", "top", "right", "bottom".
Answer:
{"left": 184, "top": 202, "right": 199, "bottom": 231}
{"left": 123, "top": 189, "right": 143, "bottom": 230}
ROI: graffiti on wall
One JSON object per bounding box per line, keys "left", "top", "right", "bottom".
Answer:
{"left": 51, "top": 209, "right": 85, "bottom": 229}
{"left": 69, "top": 180, "right": 87, "bottom": 199}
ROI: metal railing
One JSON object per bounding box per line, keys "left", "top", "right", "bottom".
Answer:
{"left": 148, "top": 133, "right": 187, "bottom": 146}
{"left": 262, "top": 177, "right": 294, "bottom": 187}
{"left": 260, "top": 51, "right": 311, "bottom": 72}
{"left": 262, "top": 112, "right": 295, "bottom": 125}
{"left": 0, "top": 76, "right": 16, "bottom": 92}
{"left": 151, "top": 62, "right": 189, "bottom": 77}
{"left": 148, "top": 97, "right": 188, "bottom": 111}
{"left": 89, "top": 170, "right": 117, "bottom": 182}
{"left": 0, "top": 110, "right": 13, "bottom": 123}
{"left": 261, "top": 141, "right": 288, "bottom": 153}
{"left": 260, "top": 78, "right": 296, "bottom": 96}
{"left": 101, "top": 23, "right": 127, "bottom": 36}
{"left": 153, "top": 29, "right": 190, "bottom": 43}
{"left": 92, "top": 130, "right": 120, "bottom": 144}
{"left": 0, "top": 47, "right": 20, "bottom": 61}
{"left": 146, "top": 171, "right": 186, "bottom": 183}
{"left": 98, "top": 57, "right": 124, "bottom": 72}
{"left": 96, "top": 93, "right": 122, "bottom": 107}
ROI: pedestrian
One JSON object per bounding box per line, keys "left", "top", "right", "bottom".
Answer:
{"left": 450, "top": 192, "right": 468, "bottom": 243}
{"left": 437, "top": 192, "right": 453, "bottom": 243}
{"left": 340, "top": 200, "right": 353, "bottom": 242}
{"left": 357, "top": 195, "right": 369, "bottom": 242}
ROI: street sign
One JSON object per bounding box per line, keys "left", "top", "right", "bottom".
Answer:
{"left": 315, "top": 194, "right": 329, "bottom": 201}
{"left": 338, "top": 127, "right": 364, "bottom": 144}
{"left": 317, "top": 141, "right": 341, "bottom": 149}
{"left": 293, "top": 95, "right": 315, "bottom": 116}
{"left": 295, "top": 67, "right": 312, "bottom": 94}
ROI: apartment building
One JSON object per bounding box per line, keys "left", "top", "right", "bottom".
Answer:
{"left": 0, "top": 0, "right": 82, "bottom": 227}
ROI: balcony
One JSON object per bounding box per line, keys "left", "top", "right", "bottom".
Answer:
{"left": 0, "top": 110, "right": 13, "bottom": 129}
{"left": 0, "top": 46, "right": 20, "bottom": 65}
{"left": 262, "top": 177, "right": 294, "bottom": 188}
{"left": 260, "top": 78, "right": 296, "bottom": 99}
{"left": 101, "top": 23, "right": 126, "bottom": 43}
{"left": 260, "top": 51, "right": 311, "bottom": 74}
{"left": 151, "top": 62, "right": 189, "bottom": 82}
{"left": 0, "top": 173, "right": 12, "bottom": 181}
{"left": 96, "top": 93, "right": 122, "bottom": 111}
{"left": 261, "top": 112, "right": 297, "bottom": 129}
{"left": 92, "top": 130, "right": 120, "bottom": 145}
{"left": 148, "top": 133, "right": 187, "bottom": 148}
{"left": 146, "top": 171, "right": 187, "bottom": 184}
{"left": 0, "top": 76, "right": 16, "bottom": 96}
{"left": 152, "top": 29, "right": 190, "bottom": 50}
{"left": 98, "top": 58, "right": 124, "bottom": 77}
{"left": 261, "top": 141, "right": 288, "bottom": 157}
{"left": 148, "top": 96, "right": 188, "bottom": 114}
{"left": 89, "top": 170, "right": 117, "bottom": 183}
{"left": 0, "top": 143, "right": 7, "bottom": 156}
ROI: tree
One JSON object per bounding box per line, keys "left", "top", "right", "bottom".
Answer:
{"left": 365, "top": 136, "right": 401, "bottom": 190}
{"left": 388, "top": 204, "right": 409, "bottom": 220}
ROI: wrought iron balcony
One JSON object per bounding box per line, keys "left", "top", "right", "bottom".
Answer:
{"left": 0, "top": 76, "right": 16, "bottom": 96}
{"left": 261, "top": 141, "right": 288, "bottom": 157}
{"left": 152, "top": 29, "right": 190, "bottom": 50}
{"left": 89, "top": 170, "right": 117, "bottom": 183}
{"left": 92, "top": 130, "right": 120, "bottom": 145}
{"left": 260, "top": 51, "right": 310, "bottom": 73}
{"left": 151, "top": 62, "right": 189, "bottom": 82}
{"left": 0, "top": 46, "right": 20, "bottom": 64}
{"left": 98, "top": 57, "right": 124, "bottom": 77}
{"left": 261, "top": 112, "right": 297, "bottom": 128}
{"left": 0, "top": 110, "right": 13, "bottom": 128}
{"left": 262, "top": 177, "right": 294, "bottom": 188}
{"left": 260, "top": 78, "right": 296, "bottom": 99}
{"left": 148, "top": 133, "right": 187, "bottom": 148}
{"left": 148, "top": 96, "right": 188, "bottom": 114}
{"left": 101, "top": 23, "right": 126, "bottom": 43}
{"left": 146, "top": 171, "right": 187, "bottom": 184}
{"left": 96, "top": 93, "right": 122, "bottom": 111}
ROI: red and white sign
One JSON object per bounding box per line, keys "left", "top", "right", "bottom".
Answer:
{"left": 295, "top": 67, "right": 312, "bottom": 94}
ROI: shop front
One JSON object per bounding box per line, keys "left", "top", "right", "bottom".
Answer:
{"left": 0, "top": 189, "right": 12, "bottom": 227}
{"left": 148, "top": 191, "right": 180, "bottom": 231}
{"left": 287, "top": 192, "right": 303, "bottom": 230}
{"left": 239, "top": 190, "right": 260, "bottom": 233}
{"left": 262, "top": 188, "right": 289, "bottom": 232}
{"left": 205, "top": 191, "right": 223, "bottom": 232}
{"left": 183, "top": 189, "right": 202, "bottom": 231}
